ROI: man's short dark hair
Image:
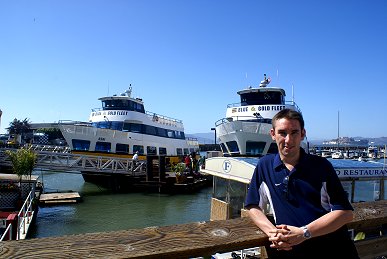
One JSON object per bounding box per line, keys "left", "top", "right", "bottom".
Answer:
{"left": 272, "top": 109, "right": 305, "bottom": 130}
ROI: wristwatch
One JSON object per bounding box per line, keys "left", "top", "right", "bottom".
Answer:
{"left": 301, "top": 226, "right": 312, "bottom": 239}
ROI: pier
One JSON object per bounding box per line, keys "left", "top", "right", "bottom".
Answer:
{"left": 0, "top": 200, "right": 386, "bottom": 258}
{"left": 0, "top": 148, "right": 211, "bottom": 193}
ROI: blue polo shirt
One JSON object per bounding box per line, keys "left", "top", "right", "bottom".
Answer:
{"left": 245, "top": 148, "right": 353, "bottom": 227}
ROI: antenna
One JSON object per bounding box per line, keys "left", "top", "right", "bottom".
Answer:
{"left": 337, "top": 110, "right": 340, "bottom": 150}
{"left": 107, "top": 80, "right": 110, "bottom": 96}
{"left": 292, "top": 84, "right": 295, "bottom": 103}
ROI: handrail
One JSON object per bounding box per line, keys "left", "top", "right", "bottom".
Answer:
{"left": 17, "top": 190, "right": 35, "bottom": 240}
{"left": 0, "top": 190, "right": 35, "bottom": 241}
{"left": 0, "top": 223, "right": 12, "bottom": 241}
{"left": 215, "top": 116, "right": 272, "bottom": 127}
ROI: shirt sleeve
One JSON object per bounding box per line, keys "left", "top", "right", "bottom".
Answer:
{"left": 324, "top": 159, "right": 354, "bottom": 211}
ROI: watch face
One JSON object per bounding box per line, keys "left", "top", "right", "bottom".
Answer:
{"left": 303, "top": 227, "right": 311, "bottom": 238}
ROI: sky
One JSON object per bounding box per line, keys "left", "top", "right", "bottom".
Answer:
{"left": 0, "top": 0, "right": 386, "bottom": 140}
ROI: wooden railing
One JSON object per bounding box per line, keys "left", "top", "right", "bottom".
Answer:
{"left": 0, "top": 200, "right": 386, "bottom": 259}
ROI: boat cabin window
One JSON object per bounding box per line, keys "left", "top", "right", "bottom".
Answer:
{"left": 240, "top": 91, "right": 284, "bottom": 106}
{"left": 122, "top": 122, "right": 186, "bottom": 140}
{"left": 159, "top": 147, "right": 167, "bottom": 155}
{"left": 174, "top": 131, "right": 185, "bottom": 139}
{"left": 226, "top": 141, "right": 239, "bottom": 154}
{"left": 183, "top": 148, "right": 189, "bottom": 155}
{"left": 167, "top": 130, "right": 175, "bottom": 138}
{"left": 145, "top": 125, "right": 157, "bottom": 136}
{"left": 72, "top": 139, "right": 90, "bottom": 151}
{"left": 93, "top": 121, "right": 123, "bottom": 130}
{"left": 157, "top": 128, "right": 168, "bottom": 137}
{"left": 176, "top": 148, "right": 183, "bottom": 156}
{"left": 95, "top": 142, "right": 111, "bottom": 152}
{"left": 133, "top": 145, "right": 144, "bottom": 154}
{"left": 102, "top": 99, "right": 145, "bottom": 113}
{"left": 220, "top": 143, "right": 228, "bottom": 154}
{"left": 147, "top": 146, "right": 157, "bottom": 155}
{"left": 246, "top": 141, "right": 266, "bottom": 156}
{"left": 116, "top": 143, "right": 129, "bottom": 154}
{"left": 125, "top": 123, "right": 142, "bottom": 133}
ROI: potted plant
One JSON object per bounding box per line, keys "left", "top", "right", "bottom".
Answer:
{"left": 5, "top": 148, "right": 37, "bottom": 200}
{"left": 171, "top": 162, "right": 186, "bottom": 183}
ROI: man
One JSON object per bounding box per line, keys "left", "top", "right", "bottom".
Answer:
{"left": 245, "top": 109, "right": 359, "bottom": 258}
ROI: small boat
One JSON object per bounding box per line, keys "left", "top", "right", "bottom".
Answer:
{"left": 321, "top": 150, "right": 332, "bottom": 158}
{"left": 367, "top": 143, "right": 379, "bottom": 159}
{"left": 59, "top": 86, "right": 199, "bottom": 161}
{"left": 332, "top": 150, "right": 344, "bottom": 159}
{"left": 214, "top": 74, "right": 305, "bottom": 157}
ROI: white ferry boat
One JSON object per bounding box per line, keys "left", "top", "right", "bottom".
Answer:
{"left": 215, "top": 74, "right": 303, "bottom": 156}
{"left": 59, "top": 87, "right": 199, "bottom": 161}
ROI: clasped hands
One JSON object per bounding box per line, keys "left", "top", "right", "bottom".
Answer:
{"left": 268, "top": 225, "right": 305, "bottom": 250}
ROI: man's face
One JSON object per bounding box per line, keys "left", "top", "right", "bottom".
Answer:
{"left": 270, "top": 118, "right": 306, "bottom": 160}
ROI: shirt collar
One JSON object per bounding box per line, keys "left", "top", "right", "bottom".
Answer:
{"left": 273, "top": 148, "right": 307, "bottom": 171}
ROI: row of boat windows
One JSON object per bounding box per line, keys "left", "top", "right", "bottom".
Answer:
{"left": 220, "top": 141, "right": 278, "bottom": 156}
{"left": 243, "top": 118, "right": 272, "bottom": 124}
{"left": 72, "top": 139, "right": 197, "bottom": 155}
{"left": 102, "top": 99, "right": 145, "bottom": 113}
{"left": 92, "top": 121, "right": 185, "bottom": 139}
{"left": 240, "top": 92, "right": 284, "bottom": 106}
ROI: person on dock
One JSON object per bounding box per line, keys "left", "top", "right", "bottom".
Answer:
{"left": 245, "top": 109, "right": 359, "bottom": 258}
{"left": 132, "top": 151, "right": 139, "bottom": 168}
{"left": 133, "top": 151, "right": 139, "bottom": 161}
{"left": 185, "top": 155, "right": 192, "bottom": 174}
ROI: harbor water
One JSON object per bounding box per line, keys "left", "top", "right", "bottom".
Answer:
{"left": 29, "top": 170, "right": 212, "bottom": 238}
{"left": 29, "top": 159, "right": 386, "bottom": 239}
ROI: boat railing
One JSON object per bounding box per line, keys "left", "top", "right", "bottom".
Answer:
{"left": 146, "top": 111, "right": 183, "bottom": 127}
{"left": 0, "top": 223, "right": 13, "bottom": 241}
{"left": 26, "top": 144, "right": 71, "bottom": 153}
{"left": 215, "top": 119, "right": 273, "bottom": 138}
{"left": 215, "top": 116, "right": 272, "bottom": 127}
{"left": 17, "top": 189, "right": 35, "bottom": 240}
{"left": 58, "top": 120, "right": 90, "bottom": 126}
{"left": 0, "top": 189, "right": 36, "bottom": 241}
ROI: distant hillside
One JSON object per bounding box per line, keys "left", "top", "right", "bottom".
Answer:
{"left": 310, "top": 137, "right": 387, "bottom": 146}
{"left": 186, "top": 133, "right": 214, "bottom": 144}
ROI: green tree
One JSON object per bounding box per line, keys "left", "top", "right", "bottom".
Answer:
{"left": 5, "top": 148, "right": 37, "bottom": 189}
{"left": 7, "top": 118, "right": 32, "bottom": 143}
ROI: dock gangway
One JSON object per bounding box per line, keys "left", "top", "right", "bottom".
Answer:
{"left": 0, "top": 148, "right": 146, "bottom": 176}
